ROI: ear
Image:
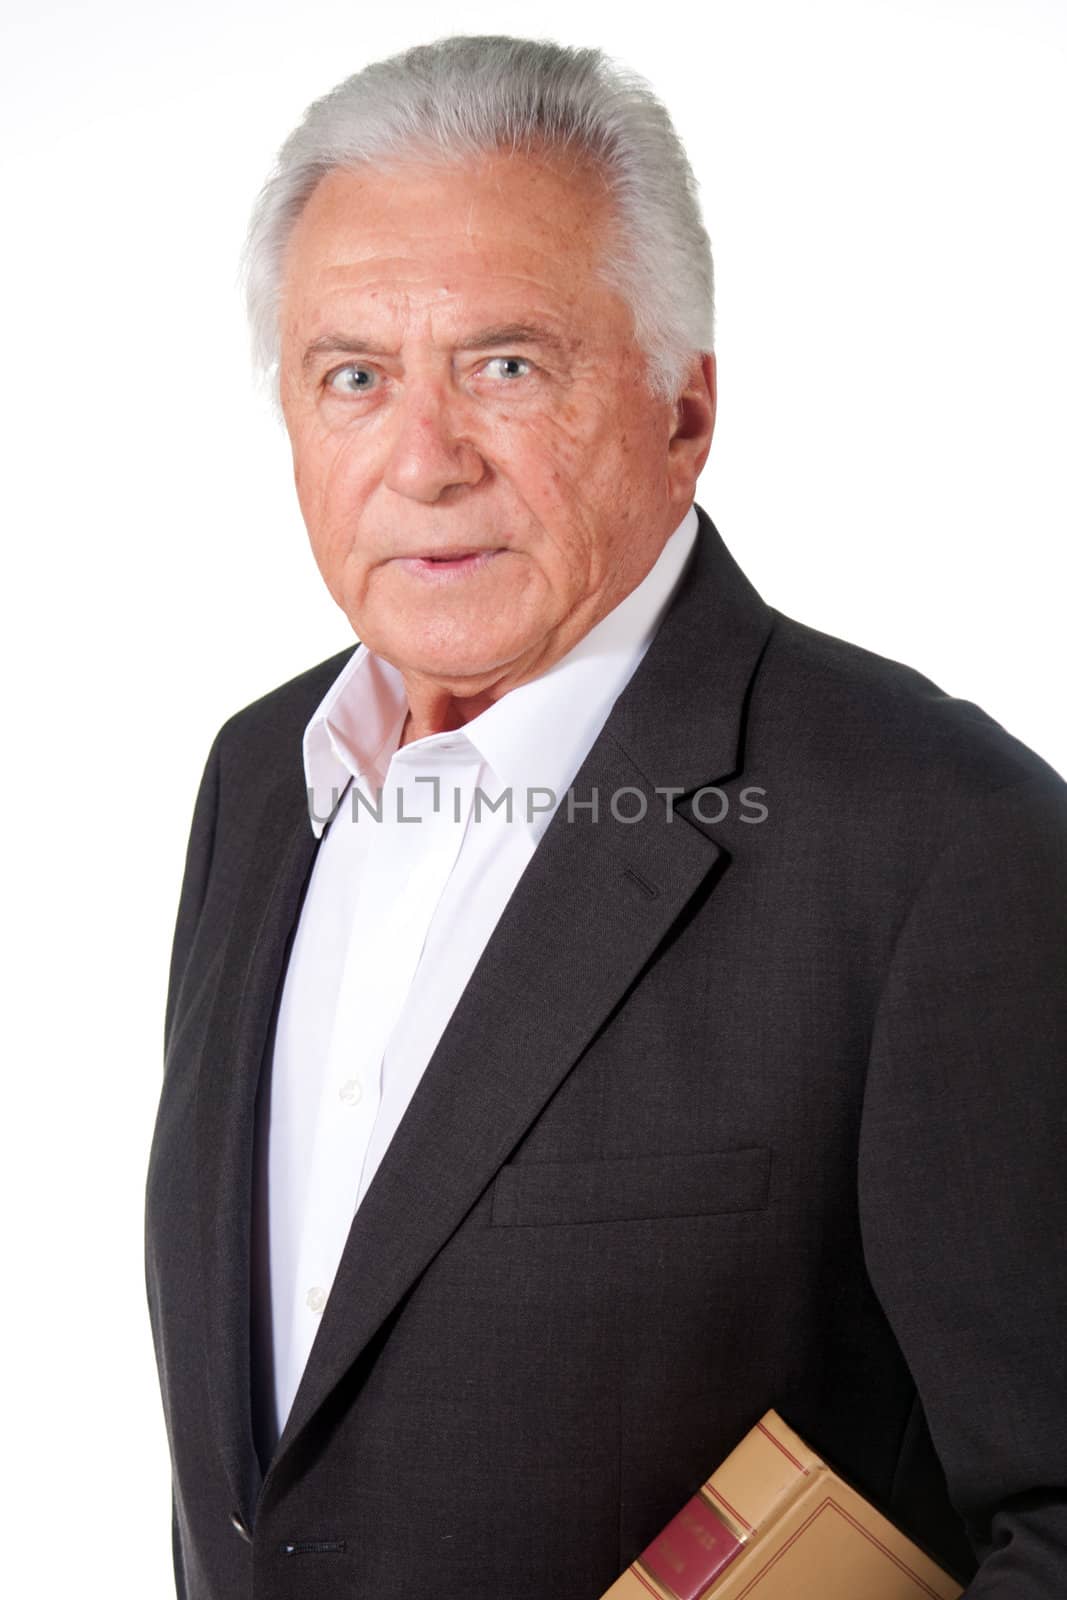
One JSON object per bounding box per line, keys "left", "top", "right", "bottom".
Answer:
{"left": 667, "top": 351, "right": 717, "bottom": 495}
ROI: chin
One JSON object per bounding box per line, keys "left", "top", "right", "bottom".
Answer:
{"left": 408, "top": 646, "right": 520, "bottom": 683}
{"left": 401, "top": 627, "right": 530, "bottom": 681}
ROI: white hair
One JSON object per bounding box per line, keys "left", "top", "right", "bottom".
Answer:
{"left": 237, "top": 33, "right": 714, "bottom": 419}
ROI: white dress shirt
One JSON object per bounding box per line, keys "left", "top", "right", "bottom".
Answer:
{"left": 255, "top": 503, "right": 699, "bottom": 1453}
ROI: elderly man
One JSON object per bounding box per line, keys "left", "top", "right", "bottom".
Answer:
{"left": 145, "top": 33, "right": 1067, "bottom": 1600}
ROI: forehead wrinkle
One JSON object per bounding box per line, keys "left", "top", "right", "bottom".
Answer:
{"left": 313, "top": 226, "right": 583, "bottom": 274}
{"left": 305, "top": 268, "right": 587, "bottom": 335}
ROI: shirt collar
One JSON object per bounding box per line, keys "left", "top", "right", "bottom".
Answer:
{"left": 303, "top": 502, "right": 700, "bottom": 839}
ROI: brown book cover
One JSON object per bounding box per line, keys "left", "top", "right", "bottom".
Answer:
{"left": 600, "top": 1409, "right": 965, "bottom": 1599}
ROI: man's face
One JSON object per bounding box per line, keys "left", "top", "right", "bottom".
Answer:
{"left": 278, "top": 147, "right": 714, "bottom": 692}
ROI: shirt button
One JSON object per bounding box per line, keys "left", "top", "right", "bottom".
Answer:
{"left": 306, "top": 1286, "right": 327, "bottom": 1314}
{"left": 338, "top": 1077, "right": 363, "bottom": 1106}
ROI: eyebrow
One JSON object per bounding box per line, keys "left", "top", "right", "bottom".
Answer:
{"left": 300, "top": 322, "right": 573, "bottom": 374}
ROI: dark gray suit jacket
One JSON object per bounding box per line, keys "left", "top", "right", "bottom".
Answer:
{"left": 145, "top": 506, "right": 1067, "bottom": 1598}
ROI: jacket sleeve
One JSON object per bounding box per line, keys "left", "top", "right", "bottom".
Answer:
{"left": 163, "top": 725, "right": 224, "bottom": 1059}
{"left": 158, "top": 727, "right": 225, "bottom": 1600}
{"left": 857, "top": 769, "right": 1067, "bottom": 1594}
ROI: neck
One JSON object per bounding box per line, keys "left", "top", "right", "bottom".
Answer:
{"left": 398, "top": 690, "right": 497, "bottom": 748}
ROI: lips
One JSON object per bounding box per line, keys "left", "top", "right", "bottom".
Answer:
{"left": 393, "top": 548, "right": 505, "bottom": 583}
{"left": 420, "top": 549, "right": 484, "bottom": 561}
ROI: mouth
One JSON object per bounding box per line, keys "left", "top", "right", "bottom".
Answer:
{"left": 393, "top": 548, "right": 506, "bottom": 582}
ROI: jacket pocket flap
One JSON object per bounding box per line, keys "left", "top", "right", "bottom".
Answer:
{"left": 490, "top": 1145, "right": 772, "bottom": 1227}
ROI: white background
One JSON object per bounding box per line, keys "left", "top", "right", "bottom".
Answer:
{"left": 1, "top": 0, "right": 1064, "bottom": 1592}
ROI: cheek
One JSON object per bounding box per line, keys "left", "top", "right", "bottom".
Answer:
{"left": 295, "top": 436, "right": 372, "bottom": 560}
{"left": 537, "top": 387, "right": 647, "bottom": 498}
{"left": 296, "top": 432, "right": 355, "bottom": 518}
{"left": 490, "top": 406, "right": 600, "bottom": 525}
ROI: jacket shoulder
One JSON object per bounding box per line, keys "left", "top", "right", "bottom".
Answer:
{"left": 758, "top": 609, "right": 1064, "bottom": 806}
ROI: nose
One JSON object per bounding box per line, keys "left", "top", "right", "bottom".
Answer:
{"left": 382, "top": 381, "right": 486, "bottom": 503}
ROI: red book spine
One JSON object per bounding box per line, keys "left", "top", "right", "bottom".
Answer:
{"left": 635, "top": 1489, "right": 746, "bottom": 1599}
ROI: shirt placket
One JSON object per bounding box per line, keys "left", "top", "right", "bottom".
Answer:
{"left": 285, "top": 743, "right": 481, "bottom": 1369}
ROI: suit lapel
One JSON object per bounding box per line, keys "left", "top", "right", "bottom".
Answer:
{"left": 261, "top": 508, "right": 777, "bottom": 1489}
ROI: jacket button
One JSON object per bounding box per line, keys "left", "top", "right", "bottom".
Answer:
{"left": 229, "top": 1510, "right": 253, "bottom": 1544}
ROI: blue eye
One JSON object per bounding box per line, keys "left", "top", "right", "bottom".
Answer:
{"left": 328, "top": 365, "right": 378, "bottom": 394}
{"left": 485, "top": 356, "right": 531, "bottom": 380}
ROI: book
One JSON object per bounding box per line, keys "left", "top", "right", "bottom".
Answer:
{"left": 600, "top": 1409, "right": 964, "bottom": 1599}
